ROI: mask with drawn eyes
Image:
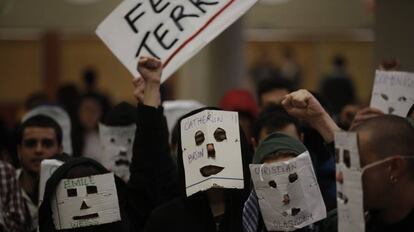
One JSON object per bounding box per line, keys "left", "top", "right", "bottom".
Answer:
{"left": 180, "top": 110, "right": 244, "bottom": 197}
{"left": 99, "top": 124, "right": 136, "bottom": 182}
{"left": 370, "top": 70, "right": 414, "bottom": 117}
{"left": 51, "top": 173, "right": 121, "bottom": 230}
{"left": 334, "top": 131, "right": 365, "bottom": 232}
{"left": 249, "top": 151, "right": 326, "bottom": 231}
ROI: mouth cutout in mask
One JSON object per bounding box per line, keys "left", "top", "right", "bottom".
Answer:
{"left": 249, "top": 151, "right": 326, "bottom": 231}
{"left": 99, "top": 124, "right": 136, "bottom": 182}
{"left": 181, "top": 110, "right": 244, "bottom": 197}
{"left": 51, "top": 173, "right": 121, "bottom": 230}
{"left": 335, "top": 131, "right": 365, "bottom": 232}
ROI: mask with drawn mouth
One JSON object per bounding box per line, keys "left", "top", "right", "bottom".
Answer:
{"left": 370, "top": 70, "right": 414, "bottom": 117}
{"left": 180, "top": 109, "right": 244, "bottom": 197}
{"left": 99, "top": 124, "right": 136, "bottom": 182}
{"left": 51, "top": 173, "right": 121, "bottom": 230}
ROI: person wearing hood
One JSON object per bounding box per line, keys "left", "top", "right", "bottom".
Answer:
{"left": 134, "top": 57, "right": 253, "bottom": 232}
{"left": 38, "top": 56, "right": 179, "bottom": 231}
{"left": 243, "top": 132, "right": 337, "bottom": 232}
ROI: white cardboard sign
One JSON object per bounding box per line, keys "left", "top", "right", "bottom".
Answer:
{"left": 39, "top": 159, "right": 64, "bottom": 206}
{"left": 249, "top": 152, "right": 326, "bottom": 231}
{"left": 334, "top": 131, "right": 365, "bottom": 232}
{"left": 370, "top": 70, "right": 414, "bottom": 117}
{"left": 180, "top": 110, "right": 243, "bottom": 197}
{"left": 96, "top": 0, "right": 258, "bottom": 82}
{"left": 99, "top": 123, "right": 136, "bottom": 183}
{"left": 51, "top": 173, "right": 121, "bottom": 230}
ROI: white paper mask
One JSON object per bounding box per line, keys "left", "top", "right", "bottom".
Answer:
{"left": 249, "top": 152, "right": 326, "bottom": 231}
{"left": 163, "top": 100, "right": 205, "bottom": 143}
{"left": 334, "top": 131, "right": 365, "bottom": 232}
{"left": 180, "top": 110, "right": 244, "bottom": 197}
{"left": 370, "top": 70, "right": 414, "bottom": 117}
{"left": 99, "top": 124, "right": 136, "bottom": 182}
{"left": 22, "top": 105, "right": 73, "bottom": 155}
{"left": 51, "top": 173, "right": 121, "bottom": 230}
{"left": 39, "top": 159, "right": 64, "bottom": 206}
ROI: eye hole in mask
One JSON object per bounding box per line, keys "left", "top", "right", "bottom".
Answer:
{"left": 194, "top": 130, "right": 205, "bottom": 146}
{"left": 343, "top": 150, "right": 351, "bottom": 168}
{"left": 288, "top": 173, "right": 298, "bottom": 183}
{"left": 381, "top": 93, "right": 389, "bottom": 101}
{"left": 213, "top": 127, "right": 227, "bottom": 142}
{"left": 67, "top": 188, "right": 77, "bottom": 197}
{"left": 268, "top": 180, "right": 277, "bottom": 188}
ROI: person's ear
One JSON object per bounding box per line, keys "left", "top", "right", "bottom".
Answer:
{"left": 388, "top": 156, "right": 407, "bottom": 184}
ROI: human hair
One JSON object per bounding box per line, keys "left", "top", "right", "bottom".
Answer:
{"left": 256, "top": 77, "right": 294, "bottom": 105}
{"left": 17, "top": 115, "right": 63, "bottom": 146}
{"left": 253, "top": 104, "right": 301, "bottom": 142}
{"left": 353, "top": 115, "right": 414, "bottom": 176}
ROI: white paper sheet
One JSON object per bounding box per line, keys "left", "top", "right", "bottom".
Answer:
{"left": 99, "top": 123, "right": 136, "bottom": 182}
{"left": 249, "top": 152, "right": 326, "bottom": 231}
{"left": 39, "top": 159, "right": 64, "bottom": 206}
{"left": 51, "top": 173, "right": 121, "bottom": 230}
{"left": 334, "top": 131, "right": 365, "bottom": 232}
{"left": 370, "top": 70, "right": 414, "bottom": 117}
{"left": 180, "top": 110, "right": 243, "bottom": 197}
{"left": 96, "top": 0, "right": 258, "bottom": 82}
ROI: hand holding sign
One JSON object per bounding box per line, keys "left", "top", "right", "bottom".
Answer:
{"left": 137, "top": 56, "right": 162, "bottom": 84}
{"left": 135, "top": 56, "right": 162, "bottom": 107}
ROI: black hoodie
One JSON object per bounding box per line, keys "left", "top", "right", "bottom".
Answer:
{"left": 144, "top": 107, "right": 253, "bottom": 232}
{"left": 39, "top": 104, "right": 179, "bottom": 232}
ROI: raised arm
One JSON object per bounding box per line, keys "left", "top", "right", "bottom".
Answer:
{"left": 281, "top": 89, "right": 340, "bottom": 143}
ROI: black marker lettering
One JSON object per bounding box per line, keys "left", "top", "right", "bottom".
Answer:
{"left": 124, "top": 3, "right": 146, "bottom": 33}
{"left": 135, "top": 31, "right": 159, "bottom": 59}
{"left": 170, "top": 5, "right": 199, "bottom": 31}
{"left": 189, "top": 0, "right": 219, "bottom": 14}
{"left": 154, "top": 23, "right": 179, "bottom": 50}
{"left": 150, "top": 0, "right": 171, "bottom": 13}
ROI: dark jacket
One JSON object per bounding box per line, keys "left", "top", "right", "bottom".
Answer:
{"left": 38, "top": 104, "right": 179, "bottom": 232}
{"left": 144, "top": 107, "right": 254, "bottom": 232}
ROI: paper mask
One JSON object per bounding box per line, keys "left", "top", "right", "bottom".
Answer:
{"left": 249, "top": 152, "right": 326, "bottom": 231}
{"left": 22, "top": 105, "right": 73, "bottom": 155}
{"left": 335, "top": 131, "right": 365, "bottom": 232}
{"left": 370, "top": 70, "right": 414, "bottom": 117}
{"left": 39, "top": 159, "right": 64, "bottom": 206}
{"left": 51, "top": 173, "right": 121, "bottom": 229}
{"left": 99, "top": 124, "right": 136, "bottom": 182}
{"left": 180, "top": 110, "right": 244, "bottom": 197}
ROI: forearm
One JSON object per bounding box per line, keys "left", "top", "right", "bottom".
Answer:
{"left": 143, "top": 82, "right": 161, "bottom": 108}
{"left": 309, "top": 113, "right": 341, "bottom": 143}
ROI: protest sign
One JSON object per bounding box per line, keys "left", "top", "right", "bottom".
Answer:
{"left": 96, "top": 0, "right": 258, "bottom": 82}
{"left": 180, "top": 109, "right": 243, "bottom": 196}
{"left": 335, "top": 131, "right": 365, "bottom": 232}
{"left": 370, "top": 70, "right": 414, "bottom": 117}
{"left": 51, "top": 173, "right": 121, "bottom": 230}
{"left": 249, "top": 152, "right": 326, "bottom": 231}
{"left": 99, "top": 123, "right": 136, "bottom": 182}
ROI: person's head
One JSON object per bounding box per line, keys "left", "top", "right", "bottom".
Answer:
{"left": 333, "top": 54, "right": 346, "bottom": 69}
{"left": 257, "top": 77, "right": 294, "bottom": 108}
{"left": 252, "top": 105, "right": 302, "bottom": 148}
{"left": 39, "top": 157, "right": 125, "bottom": 232}
{"left": 17, "top": 115, "right": 63, "bottom": 175}
{"left": 78, "top": 94, "right": 104, "bottom": 131}
{"left": 352, "top": 115, "right": 414, "bottom": 211}
{"left": 253, "top": 132, "right": 307, "bottom": 165}
{"left": 176, "top": 107, "right": 253, "bottom": 197}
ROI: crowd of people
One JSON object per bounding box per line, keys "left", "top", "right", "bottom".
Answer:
{"left": 0, "top": 55, "right": 413, "bottom": 232}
